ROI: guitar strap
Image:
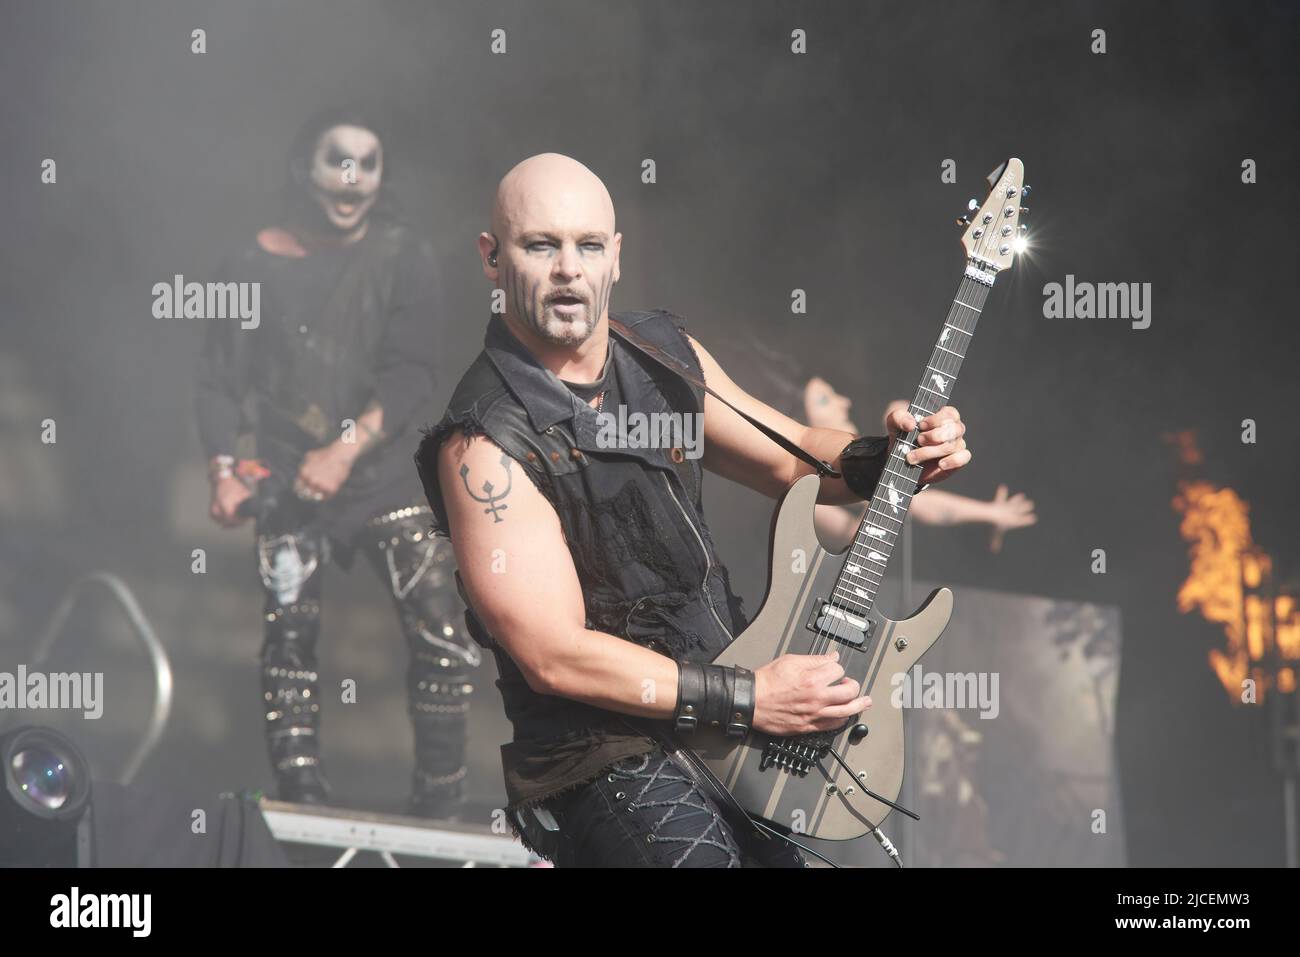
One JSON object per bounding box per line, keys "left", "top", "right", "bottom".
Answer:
{"left": 608, "top": 317, "right": 842, "bottom": 480}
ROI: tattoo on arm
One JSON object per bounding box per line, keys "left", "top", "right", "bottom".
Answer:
{"left": 459, "top": 451, "right": 515, "bottom": 523}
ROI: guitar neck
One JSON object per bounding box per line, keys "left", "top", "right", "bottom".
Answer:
{"left": 830, "top": 259, "right": 998, "bottom": 620}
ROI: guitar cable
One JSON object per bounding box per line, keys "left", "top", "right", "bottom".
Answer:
{"left": 745, "top": 792, "right": 903, "bottom": 869}
{"left": 825, "top": 744, "right": 920, "bottom": 822}
{"left": 749, "top": 817, "right": 841, "bottom": 868}
{"left": 744, "top": 742, "right": 911, "bottom": 868}
{"left": 825, "top": 744, "right": 907, "bottom": 868}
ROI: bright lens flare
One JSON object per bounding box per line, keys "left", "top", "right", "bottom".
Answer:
{"left": 1012, "top": 236, "right": 1029, "bottom": 255}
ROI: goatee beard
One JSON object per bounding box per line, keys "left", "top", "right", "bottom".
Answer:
{"left": 528, "top": 307, "right": 596, "bottom": 346}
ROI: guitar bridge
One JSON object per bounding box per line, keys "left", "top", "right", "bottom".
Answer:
{"left": 761, "top": 733, "right": 835, "bottom": 775}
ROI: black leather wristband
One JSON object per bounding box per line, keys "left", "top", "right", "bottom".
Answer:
{"left": 839, "top": 435, "right": 890, "bottom": 499}
{"left": 840, "top": 435, "right": 926, "bottom": 498}
{"left": 726, "top": 666, "right": 756, "bottom": 739}
{"left": 704, "top": 664, "right": 727, "bottom": 725}
{"left": 673, "top": 662, "right": 756, "bottom": 738}
{"left": 675, "top": 661, "right": 707, "bottom": 732}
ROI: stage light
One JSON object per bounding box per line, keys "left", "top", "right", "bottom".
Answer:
{"left": 0, "top": 725, "right": 93, "bottom": 866}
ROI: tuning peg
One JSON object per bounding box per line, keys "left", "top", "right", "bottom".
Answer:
{"left": 1021, "top": 185, "right": 1032, "bottom": 199}
{"left": 1018, "top": 224, "right": 1028, "bottom": 237}
{"left": 956, "top": 214, "right": 972, "bottom": 226}
{"left": 967, "top": 198, "right": 979, "bottom": 211}
{"left": 1019, "top": 206, "right": 1029, "bottom": 217}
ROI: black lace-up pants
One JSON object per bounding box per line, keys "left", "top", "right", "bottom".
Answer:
{"left": 545, "top": 749, "right": 807, "bottom": 868}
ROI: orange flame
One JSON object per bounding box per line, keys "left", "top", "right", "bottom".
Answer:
{"left": 1173, "top": 480, "right": 1298, "bottom": 701}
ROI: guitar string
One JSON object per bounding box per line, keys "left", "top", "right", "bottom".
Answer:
{"left": 837, "top": 273, "right": 984, "bottom": 625}
{"left": 828, "top": 196, "right": 1005, "bottom": 626}
{"left": 812, "top": 272, "right": 982, "bottom": 657}
{"left": 777, "top": 273, "right": 979, "bottom": 784}
{"left": 810, "top": 275, "right": 977, "bottom": 720}
{"left": 791, "top": 271, "right": 983, "bottom": 826}
{"left": 845, "top": 273, "right": 984, "bottom": 640}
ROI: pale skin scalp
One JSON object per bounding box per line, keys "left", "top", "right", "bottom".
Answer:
{"left": 441, "top": 153, "right": 973, "bottom": 736}
{"left": 479, "top": 153, "right": 622, "bottom": 384}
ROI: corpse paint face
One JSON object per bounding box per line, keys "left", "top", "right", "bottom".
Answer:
{"left": 305, "top": 124, "right": 383, "bottom": 234}
{"left": 804, "top": 376, "right": 856, "bottom": 432}
{"left": 505, "top": 229, "right": 616, "bottom": 346}
{"left": 493, "top": 161, "right": 620, "bottom": 347}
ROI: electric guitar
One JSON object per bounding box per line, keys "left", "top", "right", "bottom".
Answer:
{"left": 691, "top": 158, "right": 1028, "bottom": 840}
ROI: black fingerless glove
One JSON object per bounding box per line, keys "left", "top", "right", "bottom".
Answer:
{"left": 674, "top": 662, "right": 756, "bottom": 738}
{"left": 840, "top": 435, "right": 928, "bottom": 498}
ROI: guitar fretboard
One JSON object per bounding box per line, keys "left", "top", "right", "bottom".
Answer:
{"left": 828, "top": 261, "right": 996, "bottom": 622}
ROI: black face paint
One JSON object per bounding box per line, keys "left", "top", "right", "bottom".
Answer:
{"left": 591, "top": 266, "right": 615, "bottom": 326}
{"left": 502, "top": 237, "right": 616, "bottom": 346}
{"left": 506, "top": 264, "right": 543, "bottom": 336}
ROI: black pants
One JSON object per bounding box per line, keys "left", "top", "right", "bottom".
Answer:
{"left": 256, "top": 501, "right": 478, "bottom": 811}
{"left": 546, "top": 749, "right": 807, "bottom": 868}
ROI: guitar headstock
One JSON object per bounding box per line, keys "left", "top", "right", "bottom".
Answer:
{"left": 957, "top": 158, "right": 1027, "bottom": 272}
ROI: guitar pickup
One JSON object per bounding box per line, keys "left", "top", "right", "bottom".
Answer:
{"left": 805, "top": 598, "right": 872, "bottom": 647}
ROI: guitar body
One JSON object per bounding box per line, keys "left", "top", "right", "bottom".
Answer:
{"left": 694, "top": 474, "right": 953, "bottom": 840}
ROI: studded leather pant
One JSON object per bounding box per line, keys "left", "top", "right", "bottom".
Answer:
{"left": 256, "top": 502, "right": 478, "bottom": 812}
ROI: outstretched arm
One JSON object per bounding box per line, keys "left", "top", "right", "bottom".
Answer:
{"left": 812, "top": 487, "right": 1037, "bottom": 554}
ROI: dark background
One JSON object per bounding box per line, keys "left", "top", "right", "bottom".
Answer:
{"left": 1, "top": 0, "right": 1296, "bottom": 866}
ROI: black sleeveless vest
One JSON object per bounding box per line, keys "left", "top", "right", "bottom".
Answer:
{"left": 415, "top": 310, "right": 748, "bottom": 744}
